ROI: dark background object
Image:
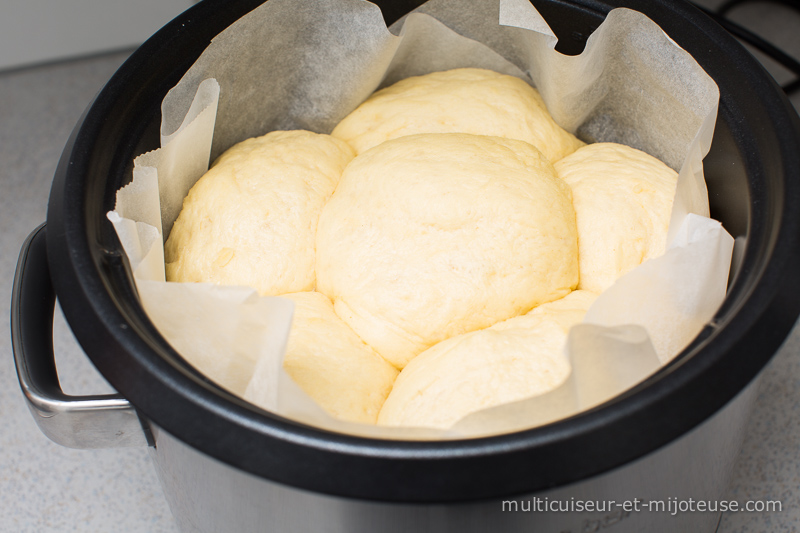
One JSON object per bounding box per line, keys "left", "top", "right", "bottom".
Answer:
{"left": 691, "top": 0, "right": 800, "bottom": 94}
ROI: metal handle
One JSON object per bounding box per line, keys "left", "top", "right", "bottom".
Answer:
{"left": 11, "top": 223, "right": 151, "bottom": 449}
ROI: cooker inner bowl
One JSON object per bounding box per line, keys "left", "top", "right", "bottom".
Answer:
{"left": 44, "top": 0, "right": 800, "bottom": 502}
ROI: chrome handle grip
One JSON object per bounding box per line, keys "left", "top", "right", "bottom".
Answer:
{"left": 11, "top": 223, "right": 151, "bottom": 449}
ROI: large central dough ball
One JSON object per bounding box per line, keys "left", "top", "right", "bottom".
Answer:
{"left": 316, "top": 133, "right": 579, "bottom": 369}
{"left": 165, "top": 130, "right": 354, "bottom": 295}
{"left": 331, "top": 68, "right": 584, "bottom": 162}
{"left": 554, "top": 142, "right": 678, "bottom": 293}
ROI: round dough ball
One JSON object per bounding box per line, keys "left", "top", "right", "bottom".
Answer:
{"left": 554, "top": 142, "right": 678, "bottom": 293}
{"left": 165, "top": 130, "right": 354, "bottom": 295}
{"left": 316, "top": 133, "right": 579, "bottom": 369}
{"left": 331, "top": 68, "right": 584, "bottom": 162}
{"left": 377, "top": 290, "right": 597, "bottom": 430}
{"left": 278, "top": 292, "right": 398, "bottom": 424}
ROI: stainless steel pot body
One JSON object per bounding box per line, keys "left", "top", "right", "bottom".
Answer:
{"left": 148, "top": 380, "right": 759, "bottom": 533}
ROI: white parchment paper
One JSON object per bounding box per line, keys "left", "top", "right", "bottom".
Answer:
{"left": 108, "top": 0, "right": 733, "bottom": 439}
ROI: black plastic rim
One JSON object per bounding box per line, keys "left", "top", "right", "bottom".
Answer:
{"left": 45, "top": 0, "right": 800, "bottom": 503}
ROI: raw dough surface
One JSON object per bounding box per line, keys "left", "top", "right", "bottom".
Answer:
{"left": 316, "top": 133, "right": 579, "bottom": 369}
{"left": 554, "top": 142, "right": 678, "bottom": 293}
{"left": 377, "top": 290, "right": 598, "bottom": 429}
{"left": 278, "top": 292, "right": 398, "bottom": 424}
{"left": 331, "top": 68, "right": 584, "bottom": 162}
{"left": 165, "top": 130, "right": 354, "bottom": 295}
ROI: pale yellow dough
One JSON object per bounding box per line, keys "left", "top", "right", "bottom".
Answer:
{"left": 377, "top": 290, "right": 598, "bottom": 429}
{"left": 165, "top": 130, "right": 354, "bottom": 295}
{"left": 316, "top": 133, "right": 579, "bottom": 369}
{"left": 278, "top": 292, "right": 398, "bottom": 424}
{"left": 331, "top": 68, "right": 584, "bottom": 162}
{"left": 554, "top": 143, "right": 678, "bottom": 293}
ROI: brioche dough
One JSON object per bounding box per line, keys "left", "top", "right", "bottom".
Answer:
{"left": 331, "top": 68, "right": 584, "bottom": 162}
{"left": 377, "top": 290, "right": 598, "bottom": 429}
{"left": 554, "top": 143, "right": 678, "bottom": 293}
{"left": 165, "top": 130, "right": 354, "bottom": 295}
{"left": 279, "top": 292, "right": 398, "bottom": 424}
{"left": 162, "top": 72, "right": 683, "bottom": 428}
{"left": 316, "top": 133, "right": 579, "bottom": 369}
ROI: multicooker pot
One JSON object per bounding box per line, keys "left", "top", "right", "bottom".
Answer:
{"left": 11, "top": 0, "right": 800, "bottom": 531}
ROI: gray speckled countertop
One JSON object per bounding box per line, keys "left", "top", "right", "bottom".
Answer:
{"left": 1, "top": 4, "right": 799, "bottom": 532}
{"left": 0, "top": 51, "right": 178, "bottom": 533}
